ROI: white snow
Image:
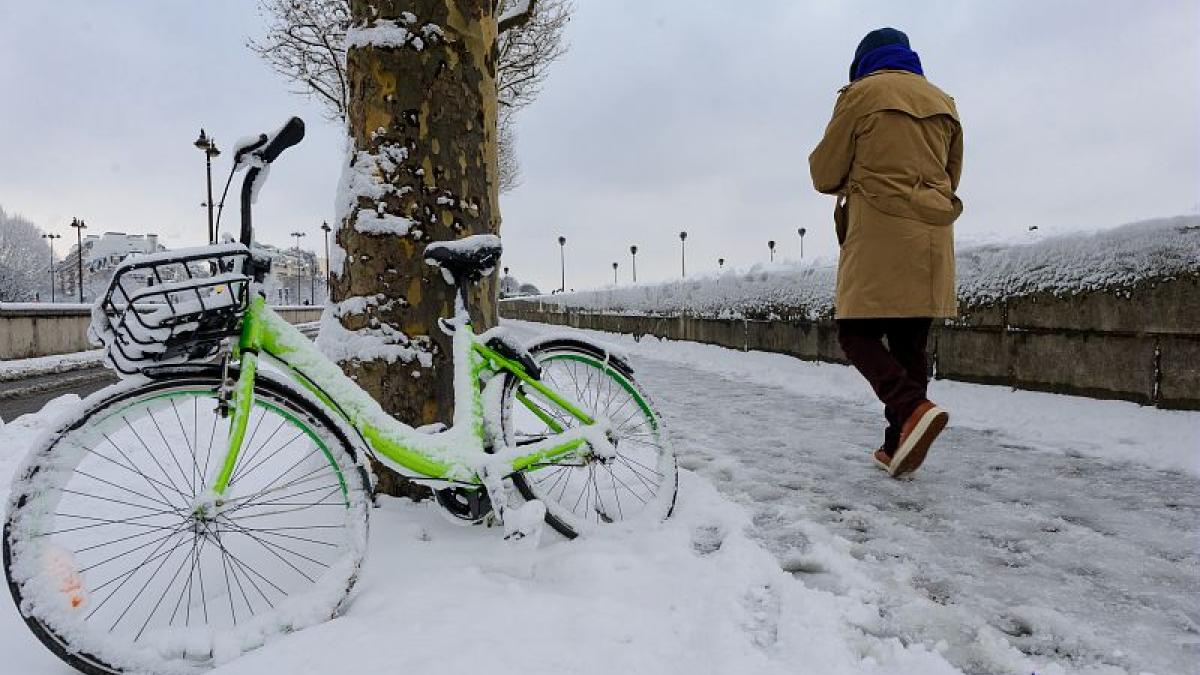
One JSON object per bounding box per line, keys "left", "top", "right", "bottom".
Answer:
{"left": 345, "top": 20, "right": 417, "bottom": 51}
{"left": 0, "top": 349, "right": 104, "bottom": 381}
{"left": 352, "top": 209, "right": 415, "bottom": 236}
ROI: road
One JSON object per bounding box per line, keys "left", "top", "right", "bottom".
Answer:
{"left": 0, "top": 366, "right": 116, "bottom": 420}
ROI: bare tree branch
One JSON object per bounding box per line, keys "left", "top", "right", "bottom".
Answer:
{"left": 248, "top": 0, "right": 571, "bottom": 191}
{"left": 497, "top": 0, "right": 537, "bottom": 34}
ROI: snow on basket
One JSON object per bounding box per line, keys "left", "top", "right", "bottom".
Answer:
{"left": 88, "top": 244, "right": 252, "bottom": 375}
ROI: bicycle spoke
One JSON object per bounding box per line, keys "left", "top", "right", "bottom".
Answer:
{"left": 213, "top": 527, "right": 240, "bottom": 625}
{"left": 144, "top": 407, "right": 196, "bottom": 497}
{"left": 43, "top": 510, "right": 184, "bottom": 537}
{"left": 607, "top": 463, "right": 650, "bottom": 505}
{"left": 232, "top": 431, "right": 306, "bottom": 486}
{"left": 74, "top": 467, "right": 179, "bottom": 511}
{"left": 58, "top": 486, "right": 182, "bottom": 516}
{"left": 78, "top": 526, "right": 187, "bottom": 575}
{"left": 218, "top": 520, "right": 322, "bottom": 582}
{"left": 107, "top": 532, "right": 192, "bottom": 634}
{"left": 615, "top": 457, "right": 658, "bottom": 498}
{"left": 122, "top": 416, "right": 189, "bottom": 499}
{"left": 605, "top": 464, "right": 625, "bottom": 519}
{"left": 97, "top": 432, "right": 186, "bottom": 507}
{"left": 132, "top": 535, "right": 198, "bottom": 640}
{"left": 85, "top": 523, "right": 190, "bottom": 621}
{"left": 169, "top": 399, "right": 200, "bottom": 495}
{"left": 230, "top": 417, "right": 289, "bottom": 485}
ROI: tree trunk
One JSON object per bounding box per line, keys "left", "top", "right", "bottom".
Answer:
{"left": 328, "top": 0, "right": 501, "bottom": 498}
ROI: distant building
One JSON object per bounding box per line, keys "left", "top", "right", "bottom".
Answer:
{"left": 56, "top": 231, "right": 164, "bottom": 301}
{"left": 249, "top": 241, "right": 326, "bottom": 306}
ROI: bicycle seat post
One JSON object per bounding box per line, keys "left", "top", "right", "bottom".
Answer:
{"left": 453, "top": 278, "right": 471, "bottom": 326}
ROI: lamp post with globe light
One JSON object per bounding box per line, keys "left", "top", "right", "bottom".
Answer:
{"left": 194, "top": 129, "right": 221, "bottom": 244}
{"left": 41, "top": 233, "right": 61, "bottom": 303}
{"left": 679, "top": 231, "right": 688, "bottom": 277}
{"left": 70, "top": 218, "right": 87, "bottom": 302}
{"left": 291, "top": 231, "right": 307, "bottom": 304}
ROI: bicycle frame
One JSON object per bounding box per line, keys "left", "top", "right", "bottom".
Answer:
{"left": 205, "top": 294, "right": 607, "bottom": 499}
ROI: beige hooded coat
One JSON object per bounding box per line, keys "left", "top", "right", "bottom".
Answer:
{"left": 809, "top": 69, "right": 963, "bottom": 318}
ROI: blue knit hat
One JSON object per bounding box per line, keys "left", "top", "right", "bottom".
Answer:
{"left": 850, "top": 27, "right": 910, "bottom": 81}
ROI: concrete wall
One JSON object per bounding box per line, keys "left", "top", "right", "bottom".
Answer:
{"left": 0, "top": 306, "right": 323, "bottom": 360}
{"left": 501, "top": 274, "right": 1200, "bottom": 410}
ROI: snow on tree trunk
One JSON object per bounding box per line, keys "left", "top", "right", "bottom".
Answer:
{"left": 327, "top": 0, "right": 501, "bottom": 498}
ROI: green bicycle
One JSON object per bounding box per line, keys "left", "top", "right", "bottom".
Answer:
{"left": 3, "top": 118, "right": 677, "bottom": 675}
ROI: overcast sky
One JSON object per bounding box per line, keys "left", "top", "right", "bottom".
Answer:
{"left": 1, "top": 1, "right": 1196, "bottom": 292}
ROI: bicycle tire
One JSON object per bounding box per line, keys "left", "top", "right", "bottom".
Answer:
{"left": 4, "top": 367, "right": 370, "bottom": 675}
{"left": 500, "top": 338, "right": 678, "bottom": 539}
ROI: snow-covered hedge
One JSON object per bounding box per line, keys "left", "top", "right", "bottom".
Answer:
{"left": 515, "top": 216, "right": 1200, "bottom": 320}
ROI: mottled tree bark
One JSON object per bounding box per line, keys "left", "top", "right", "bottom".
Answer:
{"left": 329, "top": 0, "right": 502, "bottom": 497}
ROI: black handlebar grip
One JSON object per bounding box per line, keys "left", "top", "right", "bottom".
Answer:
{"left": 259, "top": 117, "right": 305, "bottom": 163}
{"left": 233, "top": 134, "right": 269, "bottom": 166}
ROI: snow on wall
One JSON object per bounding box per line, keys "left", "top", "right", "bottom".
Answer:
{"left": 520, "top": 216, "right": 1200, "bottom": 320}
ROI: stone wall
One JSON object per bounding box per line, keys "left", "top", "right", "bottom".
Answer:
{"left": 0, "top": 306, "right": 323, "bottom": 360}
{"left": 500, "top": 274, "right": 1200, "bottom": 410}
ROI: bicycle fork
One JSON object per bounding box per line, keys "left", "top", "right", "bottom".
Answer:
{"left": 195, "top": 350, "right": 258, "bottom": 515}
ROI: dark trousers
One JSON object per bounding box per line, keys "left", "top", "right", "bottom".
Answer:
{"left": 836, "top": 318, "right": 933, "bottom": 453}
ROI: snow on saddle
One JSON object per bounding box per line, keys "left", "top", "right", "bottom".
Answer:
{"left": 423, "top": 234, "right": 502, "bottom": 285}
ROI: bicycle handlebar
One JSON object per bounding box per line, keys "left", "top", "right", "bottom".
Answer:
{"left": 238, "top": 116, "right": 306, "bottom": 257}
{"left": 259, "top": 117, "right": 305, "bottom": 163}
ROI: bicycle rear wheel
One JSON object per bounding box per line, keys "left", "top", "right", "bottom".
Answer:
{"left": 499, "top": 338, "right": 677, "bottom": 539}
{"left": 4, "top": 369, "right": 370, "bottom": 675}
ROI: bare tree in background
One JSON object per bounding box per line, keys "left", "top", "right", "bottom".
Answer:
{"left": 248, "top": 0, "right": 569, "bottom": 192}
{"left": 0, "top": 206, "right": 52, "bottom": 302}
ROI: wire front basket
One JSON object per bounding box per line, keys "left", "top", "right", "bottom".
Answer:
{"left": 89, "top": 244, "right": 252, "bottom": 375}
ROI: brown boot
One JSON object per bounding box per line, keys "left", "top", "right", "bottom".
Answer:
{"left": 886, "top": 401, "right": 949, "bottom": 478}
{"left": 872, "top": 447, "right": 893, "bottom": 472}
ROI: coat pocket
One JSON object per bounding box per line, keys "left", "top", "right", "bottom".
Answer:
{"left": 834, "top": 194, "right": 849, "bottom": 245}
{"left": 910, "top": 178, "right": 961, "bottom": 226}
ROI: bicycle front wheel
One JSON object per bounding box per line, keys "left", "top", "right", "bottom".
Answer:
{"left": 4, "top": 369, "right": 370, "bottom": 675}
{"left": 500, "top": 338, "right": 678, "bottom": 539}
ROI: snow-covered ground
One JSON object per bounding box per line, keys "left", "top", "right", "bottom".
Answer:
{"left": 0, "top": 320, "right": 1196, "bottom": 674}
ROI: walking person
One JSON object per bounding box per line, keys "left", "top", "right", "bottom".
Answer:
{"left": 808, "top": 28, "right": 964, "bottom": 478}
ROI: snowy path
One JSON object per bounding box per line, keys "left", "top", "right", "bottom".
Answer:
{"left": 505, "top": 322, "right": 1200, "bottom": 675}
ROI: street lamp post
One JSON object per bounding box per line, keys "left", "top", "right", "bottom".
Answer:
{"left": 797, "top": 227, "right": 807, "bottom": 259}
{"left": 320, "top": 220, "right": 332, "bottom": 298}
{"left": 41, "top": 233, "right": 61, "bottom": 303}
{"left": 768, "top": 240, "right": 776, "bottom": 262}
{"left": 291, "top": 231, "right": 307, "bottom": 304}
{"left": 557, "top": 236, "right": 566, "bottom": 292}
{"left": 679, "top": 231, "right": 688, "bottom": 277}
{"left": 70, "top": 218, "right": 87, "bottom": 303}
{"left": 194, "top": 129, "right": 222, "bottom": 244}
{"left": 629, "top": 245, "right": 638, "bottom": 283}
{"left": 612, "top": 261, "right": 619, "bottom": 284}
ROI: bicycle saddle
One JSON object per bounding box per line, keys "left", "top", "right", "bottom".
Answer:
{"left": 423, "top": 234, "right": 502, "bottom": 284}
